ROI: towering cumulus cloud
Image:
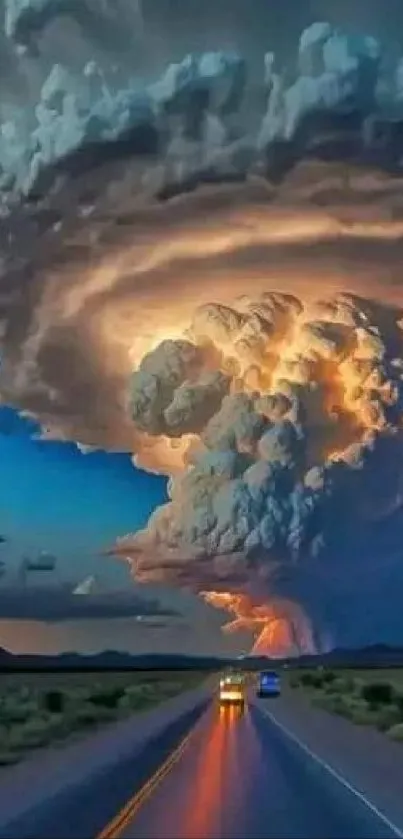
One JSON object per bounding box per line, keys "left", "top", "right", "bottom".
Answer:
{"left": 110, "top": 291, "right": 403, "bottom": 655}
{"left": 2, "top": 14, "right": 403, "bottom": 654}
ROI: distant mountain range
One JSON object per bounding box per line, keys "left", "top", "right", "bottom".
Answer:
{"left": 1, "top": 644, "right": 403, "bottom": 672}
{"left": 0, "top": 647, "right": 227, "bottom": 671}
{"left": 285, "top": 644, "right": 403, "bottom": 670}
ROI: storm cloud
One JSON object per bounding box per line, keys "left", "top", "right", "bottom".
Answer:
{"left": 0, "top": 585, "right": 179, "bottom": 622}
{"left": 2, "top": 8, "right": 403, "bottom": 652}
{"left": 109, "top": 292, "right": 403, "bottom": 648}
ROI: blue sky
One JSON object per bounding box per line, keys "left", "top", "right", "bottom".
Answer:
{"left": 0, "top": 406, "right": 167, "bottom": 588}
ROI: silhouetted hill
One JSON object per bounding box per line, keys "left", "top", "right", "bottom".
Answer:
{"left": 241, "top": 644, "right": 403, "bottom": 670}
{"left": 1, "top": 644, "right": 403, "bottom": 673}
{"left": 286, "top": 644, "right": 403, "bottom": 669}
{"left": 0, "top": 647, "right": 229, "bottom": 672}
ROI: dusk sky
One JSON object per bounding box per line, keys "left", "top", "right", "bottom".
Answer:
{"left": 0, "top": 407, "right": 166, "bottom": 575}
{"left": 1, "top": 1, "right": 403, "bottom": 658}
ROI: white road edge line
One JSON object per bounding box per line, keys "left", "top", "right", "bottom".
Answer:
{"left": 259, "top": 705, "right": 403, "bottom": 839}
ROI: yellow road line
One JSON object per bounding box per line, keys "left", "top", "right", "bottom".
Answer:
{"left": 97, "top": 723, "right": 198, "bottom": 839}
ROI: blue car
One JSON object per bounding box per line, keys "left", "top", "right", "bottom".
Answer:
{"left": 257, "top": 670, "right": 281, "bottom": 698}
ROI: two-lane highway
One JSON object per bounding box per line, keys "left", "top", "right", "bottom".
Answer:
{"left": 99, "top": 700, "right": 403, "bottom": 839}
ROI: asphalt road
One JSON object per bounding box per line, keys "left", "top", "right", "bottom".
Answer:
{"left": 100, "top": 700, "right": 403, "bottom": 839}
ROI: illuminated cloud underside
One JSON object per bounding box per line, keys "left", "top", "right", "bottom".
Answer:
{"left": 203, "top": 593, "right": 318, "bottom": 658}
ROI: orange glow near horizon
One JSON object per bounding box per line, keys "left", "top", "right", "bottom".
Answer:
{"left": 202, "top": 591, "right": 317, "bottom": 657}
{"left": 251, "top": 619, "right": 296, "bottom": 656}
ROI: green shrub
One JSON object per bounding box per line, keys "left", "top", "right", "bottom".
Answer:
{"left": 361, "top": 681, "right": 394, "bottom": 707}
{"left": 311, "top": 693, "right": 346, "bottom": 714}
{"left": 119, "top": 685, "right": 166, "bottom": 713}
{"left": 88, "top": 688, "right": 124, "bottom": 709}
{"left": 312, "top": 691, "right": 369, "bottom": 720}
{"left": 321, "top": 670, "right": 336, "bottom": 685}
{"left": 118, "top": 692, "right": 145, "bottom": 712}
{"left": 395, "top": 693, "right": 403, "bottom": 714}
{"left": 0, "top": 709, "right": 27, "bottom": 725}
{"left": 3, "top": 727, "right": 28, "bottom": 752}
{"left": 387, "top": 723, "right": 403, "bottom": 741}
{"left": 0, "top": 698, "right": 38, "bottom": 725}
{"left": 299, "top": 672, "right": 324, "bottom": 688}
{"left": 73, "top": 705, "right": 116, "bottom": 727}
{"left": 351, "top": 678, "right": 365, "bottom": 696}
{"left": 334, "top": 699, "right": 357, "bottom": 718}
{"left": 349, "top": 704, "right": 377, "bottom": 726}
{"left": 158, "top": 681, "right": 180, "bottom": 695}
{"left": 331, "top": 676, "right": 355, "bottom": 694}
{"left": 17, "top": 717, "right": 53, "bottom": 749}
{"left": 299, "top": 672, "right": 314, "bottom": 686}
{"left": 323, "top": 681, "right": 338, "bottom": 694}
{"left": 43, "top": 690, "right": 65, "bottom": 714}
{"left": 0, "top": 749, "right": 20, "bottom": 765}
{"left": 17, "top": 687, "right": 31, "bottom": 702}
{"left": 374, "top": 704, "right": 402, "bottom": 732}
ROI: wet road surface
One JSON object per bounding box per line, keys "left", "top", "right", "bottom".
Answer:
{"left": 102, "top": 700, "right": 403, "bottom": 839}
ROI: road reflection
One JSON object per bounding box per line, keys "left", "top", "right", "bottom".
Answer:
{"left": 179, "top": 703, "right": 243, "bottom": 839}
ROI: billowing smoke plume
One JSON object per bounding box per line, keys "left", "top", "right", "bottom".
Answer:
{"left": 110, "top": 291, "right": 403, "bottom": 654}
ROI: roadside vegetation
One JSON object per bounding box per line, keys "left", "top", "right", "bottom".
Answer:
{"left": 0, "top": 670, "right": 205, "bottom": 766}
{"left": 289, "top": 668, "right": 403, "bottom": 742}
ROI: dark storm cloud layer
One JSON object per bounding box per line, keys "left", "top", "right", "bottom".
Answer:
{"left": 0, "top": 586, "right": 179, "bottom": 622}
{"left": 0, "top": 0, "right": 144, "bottom": 96}
{"left": 4, "top": 0, "right": 143, "bottom": 52}
{"left": 2, "top": 8, "right": 403, "bottom": 208}
{"left": 3, "top": 1, "right": 403, "bottom": 96}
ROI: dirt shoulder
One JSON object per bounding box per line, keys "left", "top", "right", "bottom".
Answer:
{"left": 256, "top": 684, "right": 403, "bottom": 832}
